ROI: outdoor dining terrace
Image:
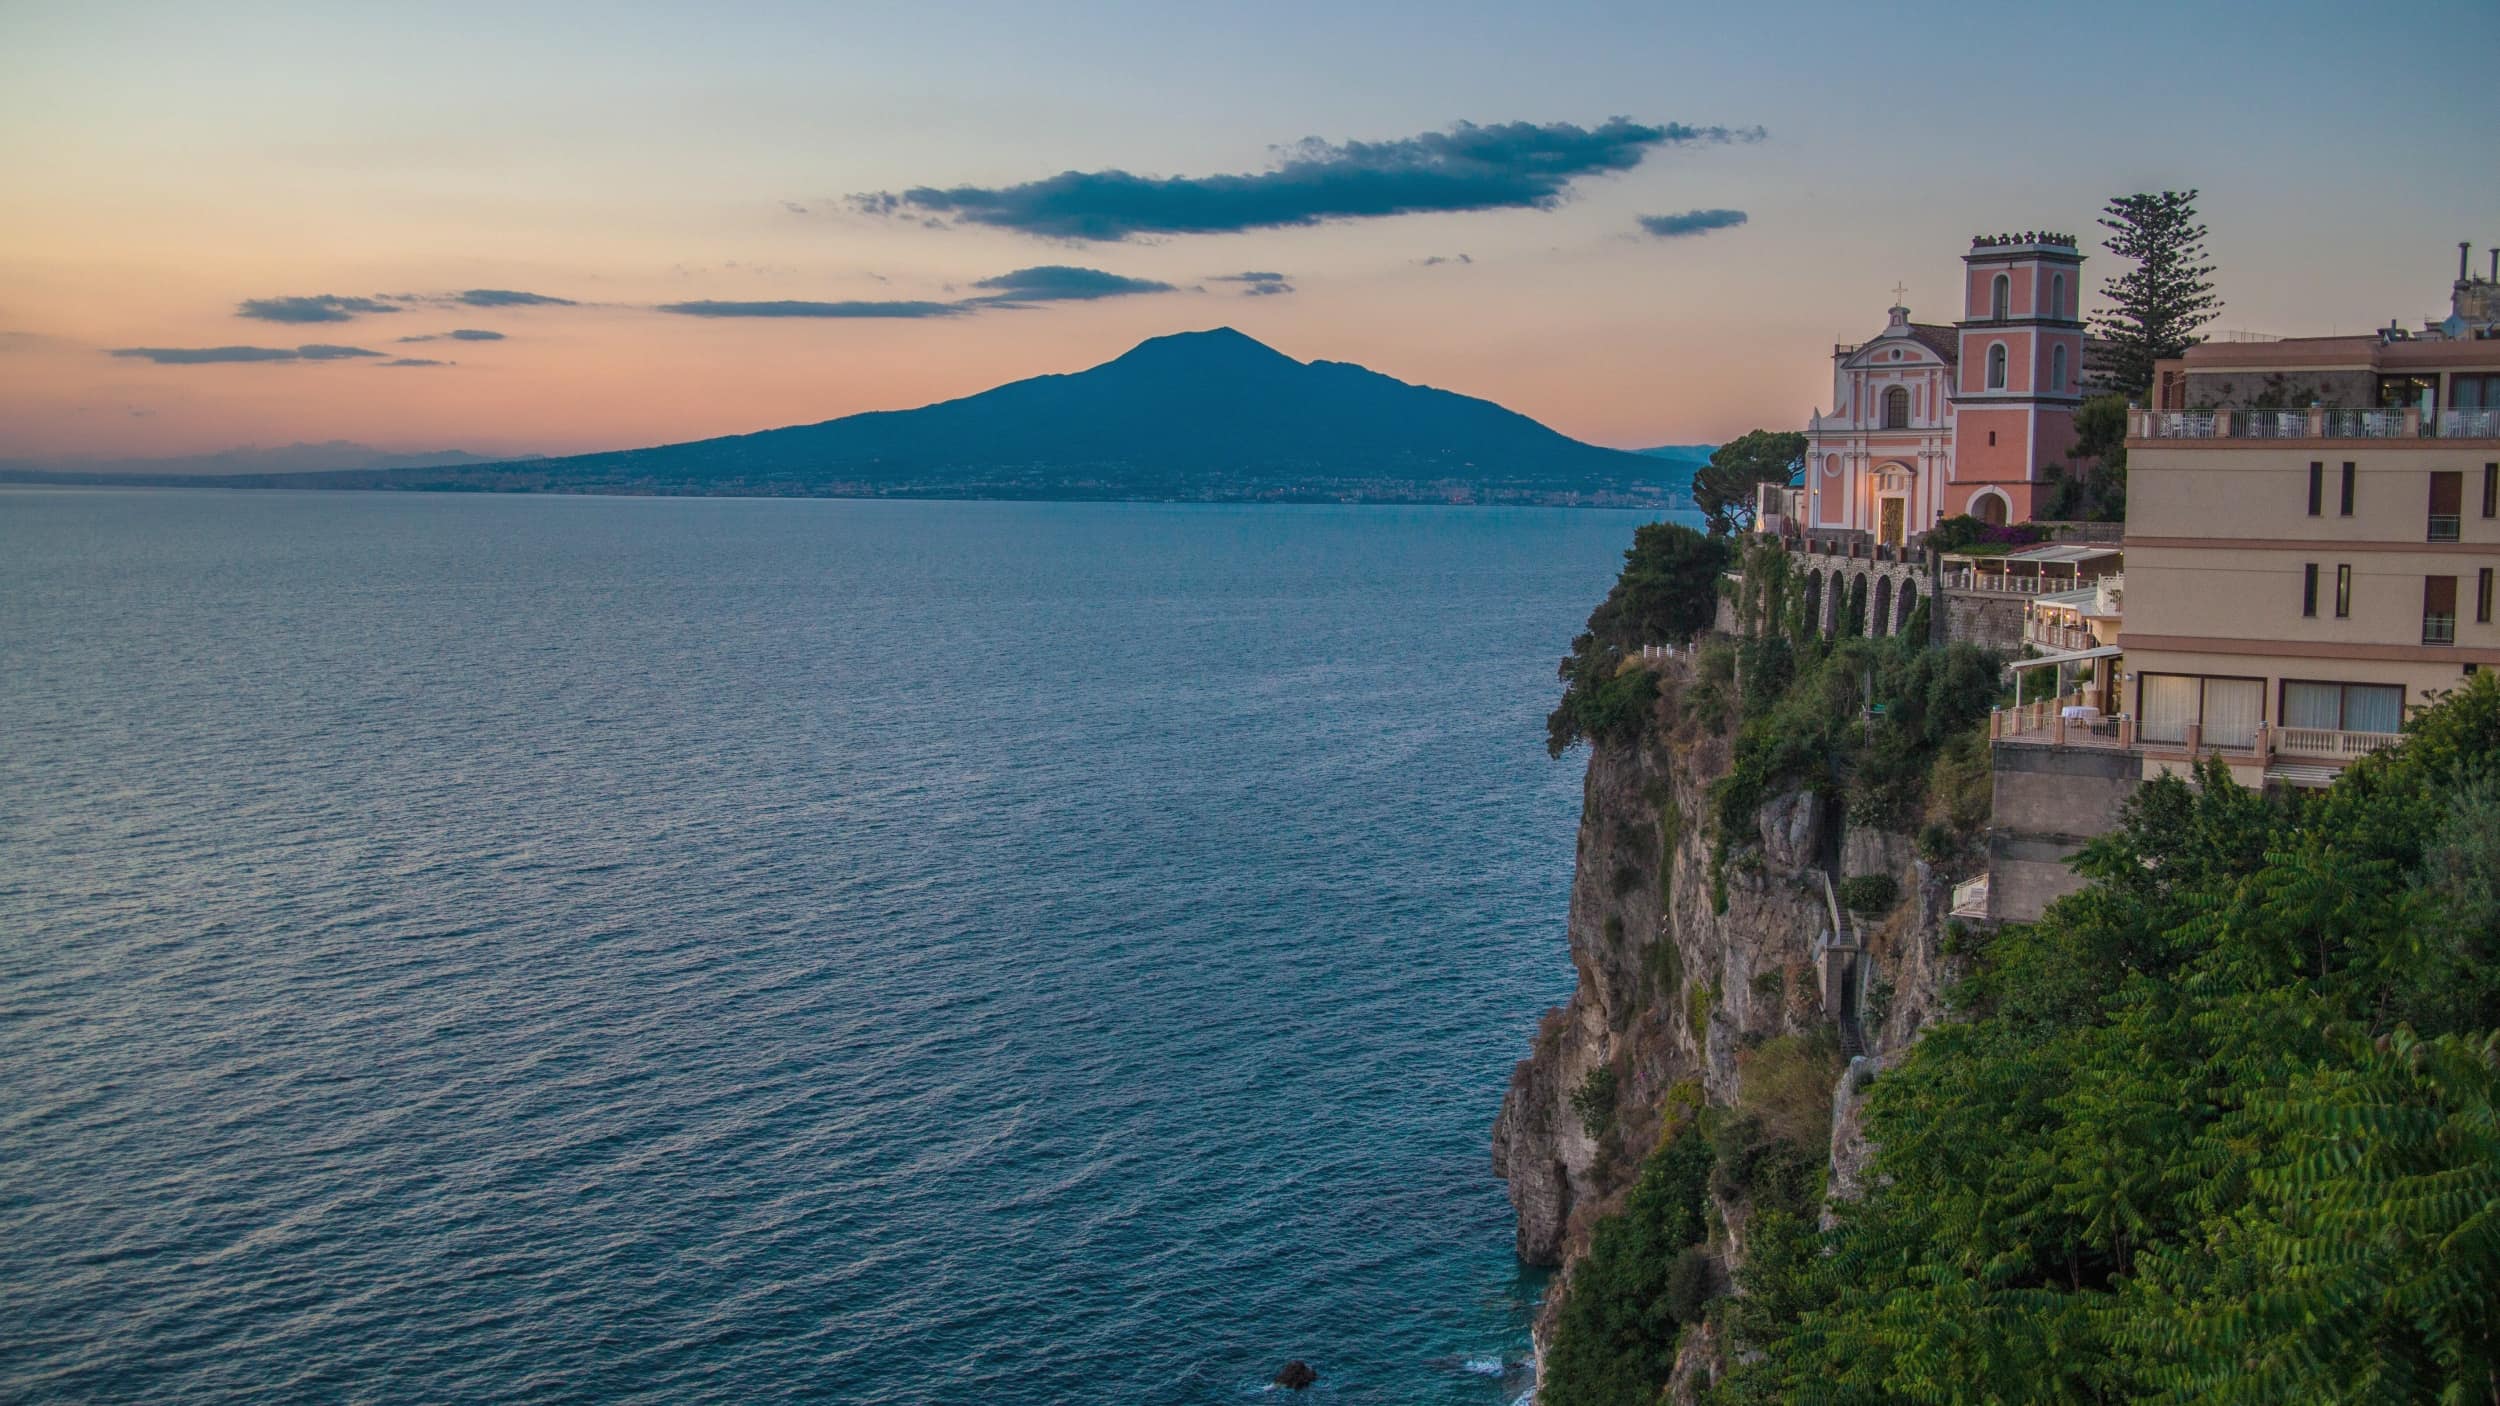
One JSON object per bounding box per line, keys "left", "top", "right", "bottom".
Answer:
{"left": 2130, "top": 407, "right": 2500, "bottom": 441}
{"left": 1991, "top": 690, "right": 2404, "bottom": 767}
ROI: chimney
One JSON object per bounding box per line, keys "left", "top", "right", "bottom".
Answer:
{"left": 2463, "top": 241, "right": 2474, "bottom": 283}
{"left": 2489, "top": 246, "right": 2497, "bottom": 283}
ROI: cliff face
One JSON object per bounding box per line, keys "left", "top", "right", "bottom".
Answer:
{"left": 1492, "top": 654, "right": 1967, "bottom": 1379}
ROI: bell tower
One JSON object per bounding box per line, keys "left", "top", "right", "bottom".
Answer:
{"left": 1950, "top": 231, "right": 2087, "bottom": 523}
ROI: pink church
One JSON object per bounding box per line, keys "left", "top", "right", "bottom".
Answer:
{"left": 1801, "top": 233, "right": 2089, "bottom": 544}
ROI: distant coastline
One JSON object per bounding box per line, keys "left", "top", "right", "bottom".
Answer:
{"left": 0, "top": 468, "right": 1691, "bottom": 511}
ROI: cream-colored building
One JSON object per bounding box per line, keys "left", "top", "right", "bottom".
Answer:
{"left": 1975, "top": 250, "right": 2500, "bottom": 921}
{"left": 2121, "top": 334, "right": 2500, "bottom": 786}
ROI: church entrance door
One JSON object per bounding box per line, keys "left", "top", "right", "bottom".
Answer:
{"left": 1879, "top": 497, "right": 1905, "bottom": 549}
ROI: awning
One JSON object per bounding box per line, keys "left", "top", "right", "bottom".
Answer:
{"left": 2007, "top": 644, "right": 2122, "bottom": 672}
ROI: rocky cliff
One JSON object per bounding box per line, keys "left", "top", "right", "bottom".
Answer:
{"left": 1492, "top": 650, "right": 1968, "bottom": 1390}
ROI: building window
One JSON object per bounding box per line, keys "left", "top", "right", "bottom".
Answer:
{"left": 2337, "top": 564, "right": 2352, "bottom": 618}
{"left": 2482, "top": 567, "right": 2494, "bottom": 624}
{"left": 2051, "top": 273, "right": 2066, "bottom": 318}
{"left": 2302, "top": 563, "right": 2319, "bottom": 617}
{"left": 1987, "top": 343, "right": 2007, "bottom": 389}
{"left": 2484, "top": 462, "right": 2496, "bottom": 518}
{"left": 2282, "top": 680, "right": 2405, "bottom": 734}
{"left": 1991, "top": 274, "right": 2010, "bottom": 320}
{"left": 2425, "top": 575, "right": 2459, "bottom": 646}
{"left": 2341, "top": 461, "right": 2356, "bottom": 516}
{"left": 2139, "top": 673, "right": 2263, "bottom": 747}
{"left": 2431, "top": 471, "right": 2463, "bottom": 541}
{"left": 2308, "top": 461, "right": 2323, "bottom": 516}
{"left": 1882, "top": 386, "right": 1910, "bottom": 429}
{"left": 2051, "top": 344, "right": 2067, "bottom": 391}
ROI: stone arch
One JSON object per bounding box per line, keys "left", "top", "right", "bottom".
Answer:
{"left": 1895, "top": 578, "right": 1920, "bottom": 637}
{"left": 1970, "top": 488, "right": 2012, "bottom": 526}
{"left": 1843, "top": 574, "right": 1869, "bottom": 638}
{"left": 1801, "top": 569, "right": 1825, "bottom": 639}
{"left": 1871, "top": 574, "right": 1895, "bottom": 637}
{"left": 1826, "top": 568, "right": 1849, "bottom": 636}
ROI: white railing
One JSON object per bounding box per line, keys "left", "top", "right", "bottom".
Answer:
{"left": 2128, "top": 407, "right": 2486, "bottom": 440}
{"left": 2023, "top": 619, "right": 2099, "bottom": 653}
{"left": 2438, "top": 409, "right": 2500, "bottom": 439}
{"left": 2274, "top": 727, "right": 2401, "bottom": 760}
{"left": 1944, "top": 571, "right": 2059, "bottom": 595}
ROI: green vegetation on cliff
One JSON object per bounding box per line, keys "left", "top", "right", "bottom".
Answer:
{"left": 1705, "top": 676, "right": 2500, "bottom": 1405}
{"left": 1546, "top": 523, "right": 1729, "bottom": 757}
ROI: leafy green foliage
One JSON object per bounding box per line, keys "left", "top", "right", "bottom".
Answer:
{"left": 1706, "top": 676, "right": 2500, "bottom": 1405}
{"left": 2091, "top": 189, "right": 2222, "bottom": 396}
{"left": 1691, "top": 429, "right": 1807, "bottom": 536}
{"left": 1541, "top": 1123, "right": 1716, "bottom": 1406}
{"left": 1571, "top": 1065, "right": 1621, "bottom": 1141}
{"left": 1709, "top": 633, "right": 1999, "bottom": 846}
{"left": 1836, "top": 874, "right": 1898, "bottom": 916}
{"left": 1548, "top": 523, "right": 1730, "bottom": 756}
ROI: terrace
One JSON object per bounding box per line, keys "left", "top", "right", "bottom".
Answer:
{"left": 2130, "top": 407, "right": 2500, "bottom": 441}
{"left": 1991, "top": 692, "right": 2401, "bottom": 774}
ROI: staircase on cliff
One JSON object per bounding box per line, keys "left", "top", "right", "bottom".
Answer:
{"left": 1815, "top": 872, "right": 1869, "bottom": 1059}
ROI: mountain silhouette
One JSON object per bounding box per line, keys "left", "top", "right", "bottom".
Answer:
{"left": 201, "top": 328, "right": 1678, "bottom": 506}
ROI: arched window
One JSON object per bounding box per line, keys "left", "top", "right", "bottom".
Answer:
{"left": 1991, "top": 273, "right": 2010, "bottom": 320}
{"left": 1987, "top": 343, "right": 2008, "bottom": 389}
{"left": 2051, "top": 344, "right": 2068, "bottom": 391}
{"left": 2051, "top": 273, "right": 2066, "bottom": 319}
{"left": 1882, "top": 386, "right": 1910, "bottom": 429}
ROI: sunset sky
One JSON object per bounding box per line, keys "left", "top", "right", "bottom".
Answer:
{"left": 2, "top": 0, "right": 2490, "bottom": 463}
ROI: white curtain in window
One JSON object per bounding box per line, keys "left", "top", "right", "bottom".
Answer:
{"left": 2203, "top": 678, "right": 2263, "bottom": 748}
{"left": 2140, "top": 674, "right": 2198, "bottom": 743}
{"left": 2282, "top": 681, "right": 2343, "bottom": 730}
{"left": 2344, "top": 684, "right": 2404, "bottom": 734}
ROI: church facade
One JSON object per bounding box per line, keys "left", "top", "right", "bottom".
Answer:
{"left": 1802, "top": 233, "right": 2090, "bottom": 544}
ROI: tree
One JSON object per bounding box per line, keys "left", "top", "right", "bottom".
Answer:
{"left": 1692, "top": 430, "right": 1807, "bottom": 536}
{"left": 2091, "top": 190, "right": 2222, "bottom": 397}
{"left": 1547, "top": 522, "right": 1730, "bottom": 755}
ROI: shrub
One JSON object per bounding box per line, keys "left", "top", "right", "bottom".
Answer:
{"left": 1838, "top": 874, "right": 1899, "bottom": 915}
{"left": 1666, "top": 1247, "right": 1716, "bottom": 1325}
{"left": 1570, "top": 1065, "right": 1619, "bottom": 1140}
{"left": 1539, "top": 1124, "right": 1715, "bottom": 1406}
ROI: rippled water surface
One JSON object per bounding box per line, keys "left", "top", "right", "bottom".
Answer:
{"left": 1, "top": 489, "right": 1672, "bottom": 1404}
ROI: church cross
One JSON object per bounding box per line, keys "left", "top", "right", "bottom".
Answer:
{"left": 1890, "top": 282, "right": 1909, "bottom": 306}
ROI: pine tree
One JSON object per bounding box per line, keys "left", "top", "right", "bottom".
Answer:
{"left": 2090, "top": 190, "right": 2222, "bottom": 396}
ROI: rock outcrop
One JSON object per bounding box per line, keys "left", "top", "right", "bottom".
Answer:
{"left": 1492, "top": 653, "right": 1970, "bottom": 1390}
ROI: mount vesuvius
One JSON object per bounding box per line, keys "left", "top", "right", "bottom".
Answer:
{"left": 131, "top": 328, "right": 1683, "bottom": 507}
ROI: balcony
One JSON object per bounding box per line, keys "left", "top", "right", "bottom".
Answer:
{"left": 2275, "top": 727, "right": 2403, "bottom": 761}
{"left": 2424, "top": 612, "right": 2458, "bottom": 646}
{"left": 2429, "top": 513, "right": 2462, "bottom": 542}
{"left": 2130, "top": 407, "right": 2500, "bottom": 441}
{"left": 2023, "top": 618, "right": 2101, "bottom": 652}
{"left": 1994, "top": 703, "right": 2403, "bottom": 770}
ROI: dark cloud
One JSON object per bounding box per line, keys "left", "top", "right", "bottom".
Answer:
{"left": 782, "top": 200, "right": 810, "bottom": 215}
{"left": 1636, "top": 208, "right": 1749, "bottom": 239}
{"left": 1417, "top": 253, "right": 1474, "bottom": 267}
{"left": 855, "top": 119, "right": 1761, "bottom": 241}
{"left": 398, "top": 329, "right": 506, "bottom": 343}
{"left": 378, "top": 357, "right": 449, "bottom": 367}
{"left": 967, "top": 265, "right": 1176, "bottom": 304}
{"left": 1211, "top": 271, "right": 1294, "bottom": 297}
{"left": 107, "top": 343, "right": 382, "bottom": 364}
{"left": 456, "top": 288, "right": 576, "bottom": 307}
{"left": 237, "top": 293, "right": 402, "bottom": 324}
{"left": 656, "top": 299, "right": 968, "bottom": 318}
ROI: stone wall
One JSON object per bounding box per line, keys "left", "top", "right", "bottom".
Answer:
{"left": 1942, "top": 590, "right": 2030, "bottom": 653}
{"left": 1985, "top": 743, "right": 2140, "bottom": 922}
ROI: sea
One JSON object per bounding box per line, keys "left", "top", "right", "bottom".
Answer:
{"left": 0, "top": 489, "right": 1683, "bottom": 1405}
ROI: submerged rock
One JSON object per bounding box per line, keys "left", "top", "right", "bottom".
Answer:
{"left": 1272, "top": 1359, "right": 1317, "bottom": 1390}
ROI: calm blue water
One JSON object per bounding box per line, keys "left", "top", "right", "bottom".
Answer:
{"left": 0, "top": 490, "right": 1669, "bottom": 1405}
